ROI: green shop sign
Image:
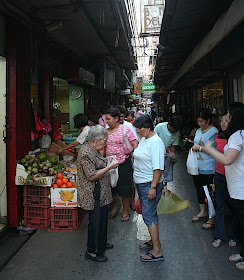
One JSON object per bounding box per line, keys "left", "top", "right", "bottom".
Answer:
{"left": 142, "top": 83, "right": 156, "bottom": 93}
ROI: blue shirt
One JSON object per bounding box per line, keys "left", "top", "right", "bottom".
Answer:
{"left": 194, "top": 126, "right": 218, "bottom": 174}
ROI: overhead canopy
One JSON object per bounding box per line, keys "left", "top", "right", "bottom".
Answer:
{"left": 2, "top": 0, "right": 137, "bottom": 89}
{"left": 154, "top": 0, "right": 235, "bottom": 90}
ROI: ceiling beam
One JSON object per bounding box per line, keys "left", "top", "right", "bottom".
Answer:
{"left": 165, "top": 0, "right": 244, "bottom": 90}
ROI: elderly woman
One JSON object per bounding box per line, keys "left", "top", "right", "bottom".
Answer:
{"left": 77, "top": 125, "right": 119, "bottom": 262}
{"left": 105, "top": 108, "right": 138, "bottom": 221}
{"left": 133, "top": 114, "right": 165, "bottom": 262}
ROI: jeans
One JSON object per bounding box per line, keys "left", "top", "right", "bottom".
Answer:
{"left": 136, "top": 181, "right": 163, "bottom": 227}
{"left": 214, "top": 172, "right": 227, "bottom": 242}
{"left": 231, "top": 199, "right": 244, "bottom": 258}
{"left": 87, "top": 205, "right": 108, "bottom": 255}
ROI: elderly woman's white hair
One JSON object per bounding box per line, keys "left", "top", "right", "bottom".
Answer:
{"left": 87, "top": 125, "right": 108, "bottom": 142}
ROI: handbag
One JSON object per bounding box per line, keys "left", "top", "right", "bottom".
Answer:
{"left": 107, "top": 156, "right": 119, "bottom": 188}
{"left": 186, "top": 148, "right": 199, "bottom": 175}
{"left": 122, "top": 125, "right": 134, "bottom": 154}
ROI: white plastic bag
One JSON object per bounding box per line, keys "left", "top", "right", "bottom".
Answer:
{"left": 107, "top": 156, "right": 119, "bottom": 188}
{"left": 203, "top": 185, "right": 216, "bottom": 218}
{"left": 186, "top": 149, "right": 199, "bottom": 175}
{"left": 39, "top": 134, "right": 51, "bottom": 149}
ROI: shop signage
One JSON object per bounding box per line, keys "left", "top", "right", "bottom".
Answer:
{"left": 144, "top": 5, "right": 164, "bottom": 34}
{"left": 120, "top": 89, "right": 131, "bottom": 95}
{"left": 79, "top": 67, "right": 95, "bottom": 86}
{"left": 142, "top": 83, "right": 156, "bottom": 93}
{"left": 134, "top": 83, "right": 142, "bottom": 93}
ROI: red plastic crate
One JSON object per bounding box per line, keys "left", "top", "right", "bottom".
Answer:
{"left": 23, "top": 185, "right": 50, "bottom": 207}
{"left": 24, "top": 205, "right": 50, "bottom": 228}
{"left": 50, "top": 207, "right": 82, "bottom": 231}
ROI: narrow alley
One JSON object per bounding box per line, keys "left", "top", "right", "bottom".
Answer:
{"left": 0, "top": 152, "right": 241, "bottom": 280}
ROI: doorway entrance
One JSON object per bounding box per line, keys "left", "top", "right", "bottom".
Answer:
{"left": 0, "top": 56, "right": 7, "bottom": 230}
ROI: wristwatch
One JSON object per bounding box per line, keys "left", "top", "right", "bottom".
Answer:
{"left": 150, "top": 186, "right": 157, "bottom": 189}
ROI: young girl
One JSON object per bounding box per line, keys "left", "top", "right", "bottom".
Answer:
{"left": 125, "top": 110, "right": 135, "bottom": 124}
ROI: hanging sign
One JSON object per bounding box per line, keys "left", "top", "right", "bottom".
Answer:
{"left": 134, "top": 83, "right": 142, "bottom": 93}
{"left": 142, "top": 83, "right": 156, "bottom": 93}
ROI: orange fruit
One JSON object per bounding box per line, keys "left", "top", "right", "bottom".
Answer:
{"left": 56, "top": 179, "right": 63, "bottom": 186}
{"left": 61, "top": 184, "right": 67, "bottom": 188}
{"left": 60, "top": 191, "right": 74, "bottom": 201}
{"left": 53, "top": 184, "right": 58, "bottom": 188}
{"left": 57, "top": 173, "right": 63, "bottom": 180}
{"left": 62, "top": 178, "right": 68, "bottom": 184}
{"left": 67, "top": 182, "right": 73, "bottom": 188}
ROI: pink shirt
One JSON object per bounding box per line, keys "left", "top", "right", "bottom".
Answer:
{"left": 106, "top": 125, "right": 135, "bottom": 164}
{"left": 215, "top": 133, "right": 227, "bottom": 175}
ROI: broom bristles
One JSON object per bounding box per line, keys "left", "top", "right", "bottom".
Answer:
{"left": 157, "top": 190, "right": 189, "bottom": 214}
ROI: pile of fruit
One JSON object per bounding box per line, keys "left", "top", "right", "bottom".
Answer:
{"left": 18, "top": 153, "right": 64, "bottom": 178}
{"left": 53, "top": 173, "right": 74, "bottom": 188}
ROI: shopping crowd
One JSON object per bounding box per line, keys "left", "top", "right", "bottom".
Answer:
{"left": 66, "top": 103, "right": 244, "bottom": 271}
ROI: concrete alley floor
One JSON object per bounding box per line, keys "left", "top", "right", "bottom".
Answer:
{"left": 0, "top": 151, "right": 243, "bottom": 280}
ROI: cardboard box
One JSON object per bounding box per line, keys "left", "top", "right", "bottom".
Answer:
{"left": 61, "top": 124, "right": 69, "bottom": 134}
{"left": 51, "top": 184, "right": 77, "bottom": 207}
{"left": 15, "top": 164, "right": 54, "bottom": 186}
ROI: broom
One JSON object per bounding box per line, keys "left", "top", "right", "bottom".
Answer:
{"left": 157, "top": 187, "right": 189, "bottom": 214}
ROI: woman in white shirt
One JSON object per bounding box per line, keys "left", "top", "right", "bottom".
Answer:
{"left": 133, "top": 114, "right": 165, "bottom": 262}
{"left": 192, "top": 102, "right": 244, "bottom": 271}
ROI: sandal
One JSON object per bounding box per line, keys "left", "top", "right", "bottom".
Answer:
{"left": 121, "top": 214, "right": 130, "bottom": 222}
{"left": 202, "top": 222, "right": 215, "bottom": 230}
{"left": 192, "top": 215, "right": 207, "bottom": 223}
{"left": 229, "top": 254, "right": 244, "bottom": 262}
{"left": 235, "top": 261, "right": 244, "bottom": 271}
{"left": 212, "top": 239, "right": 224, "bottom": 248}
{"left": 140, "top": 252, "right": 164, "bottom": 262}
{"left": 228, "top": 239, "right": 237, "bottom": 247}
{"left": 139, "top": 241, "right": 153, "bottom": 249}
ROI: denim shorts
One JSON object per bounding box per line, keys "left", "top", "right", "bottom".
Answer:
{"left": 136, "top": 181, "right": 163, "bottom": 227}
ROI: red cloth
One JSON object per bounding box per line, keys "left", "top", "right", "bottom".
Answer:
{"left": 53, "top": 123, "right": 62, "bottom": 141}
{"left": 215, "top": 133, "right": 227, "bottom": 175}
{"left": 135, "top": 198, "right": 142, "bottom": 214}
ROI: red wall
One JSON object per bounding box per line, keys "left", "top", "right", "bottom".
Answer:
{"left": 7, "top": 19, "right": 31, "bottom": 227}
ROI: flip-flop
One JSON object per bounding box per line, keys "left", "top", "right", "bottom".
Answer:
{"left": 229, "top": 254, "right": 244, "bottom": 262}
{"left": 139, "top": 241, "right": 153, "bottom": 249}
{"left": 202, "top": 222, "right": 215, "bottom": 230}
{"left": 121, "top": 214, "right": 130, "bottom": 222}
{"left": 140, "top": 252, "right": 164, "bottom": 262}
{"left": 130, "top": 205, "right": 136, "bottom": 211}
{"left": 235, "top": 261, "right": 244, "bottom": 270}
{"left": 212, "top": 239, "right": 225, "bottom": 248}
{"left": 228, "top": 239, "right": 237, "bottom": 247}
{"left": 192, "top": 215, "right": 207, "bottom": 223}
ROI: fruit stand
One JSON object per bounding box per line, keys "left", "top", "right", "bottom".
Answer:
{"left": 15, "top": 146, "right": 83, "bottom": 231}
